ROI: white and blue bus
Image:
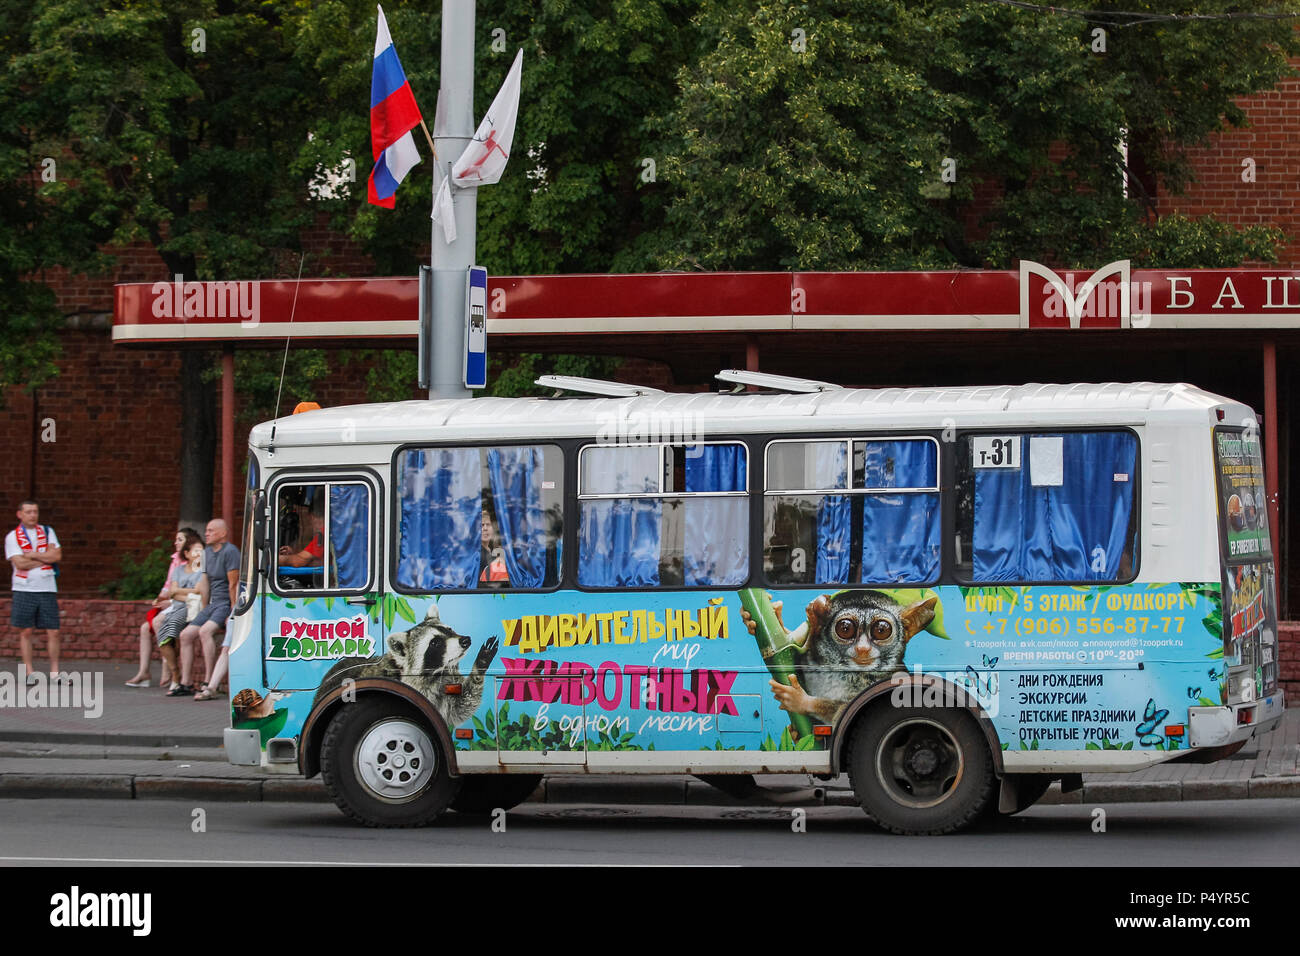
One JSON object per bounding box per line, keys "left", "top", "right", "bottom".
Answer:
{"left": 225, "top": 374, "right": 1283, "bottom": 834}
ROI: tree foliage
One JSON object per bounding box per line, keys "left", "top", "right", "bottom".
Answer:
{"left": 4, "top": 0, "right": 1297, "bottom": 424}
{"left": 653, "top": 0, "right": 1298, "bottom": 271}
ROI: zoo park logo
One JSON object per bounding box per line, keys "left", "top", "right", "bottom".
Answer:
{"left": 269, "top": 616, "right": 374, "bottom": 661}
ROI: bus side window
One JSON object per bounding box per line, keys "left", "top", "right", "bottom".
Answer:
{"left": 273, "top": 481, "right": 371, "bottom": 592}
{"left": 578, "top": 442, "right": 748, "bottom": 588}
{"left": 955, "top": 431, "right": 1138, "bottom": 583}
{"left": 763, "top": 438, "right": 939, "bottom": 586}
{"left": 396, "top": 444, "right": 563, "bottom": 592}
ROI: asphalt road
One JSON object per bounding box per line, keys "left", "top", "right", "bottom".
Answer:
{"left": 1, "top": 798, "right": 1298, "bottom": 866}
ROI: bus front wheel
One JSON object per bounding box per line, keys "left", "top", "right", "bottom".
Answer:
{"left": 321, "top": 697, "right": 458, "bottom": 827}
{"left": 847, "top": 705, "right": 994, "bottom": 835}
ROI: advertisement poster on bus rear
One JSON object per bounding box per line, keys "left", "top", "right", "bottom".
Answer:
{"left": 1214, "top": 431, "right": 1270, "bottom": 560}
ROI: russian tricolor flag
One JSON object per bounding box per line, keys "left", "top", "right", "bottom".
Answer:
{"left": 368, "top": 5, "right": 423, "bottom": 208}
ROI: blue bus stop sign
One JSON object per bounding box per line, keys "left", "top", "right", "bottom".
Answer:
{"left": 464, "top": 266, "right": 488, "bottom": 389}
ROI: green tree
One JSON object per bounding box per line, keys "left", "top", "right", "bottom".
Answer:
{"left": 653, "top": 0, "right": 1297, "bottom": 271}
{"left": 0, "top": 0, "right": 115, "bottom": 398}
{"left": 15, "top": 0, "right": 328, "bottom": 524}
{"left": 296, "top": 0, "right": 702, "bottom": 275}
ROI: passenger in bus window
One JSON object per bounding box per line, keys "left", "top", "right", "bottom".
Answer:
{"left": 479, "top": 506, "right": 510, "bottom": 587}
{"left": 279, "top": 502, "right": 324, "bottom": 569}
{"left": 278, "top": 496, "right": 325, "bottom": 591}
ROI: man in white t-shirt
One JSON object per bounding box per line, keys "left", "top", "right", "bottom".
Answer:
{"left": 5, "top": 500, "right": 63, "bottom": 682}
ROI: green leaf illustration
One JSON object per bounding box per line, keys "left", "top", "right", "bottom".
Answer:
{"left": 395, "top": 597, "right": 417, "bottom": 624}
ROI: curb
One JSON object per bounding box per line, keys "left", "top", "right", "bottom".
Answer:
{"left": 0, "top": 773, "right": 135, "bottom": 799}
{"left": 3, "top": 771, "right": 1298, "bottom": 805}
{"left": 0, "top": 731, "right": 223, "bottom": 749}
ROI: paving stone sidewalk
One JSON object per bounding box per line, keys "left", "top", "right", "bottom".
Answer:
{"left": 1, "top": 658, "right": 1296, "bottom": 805}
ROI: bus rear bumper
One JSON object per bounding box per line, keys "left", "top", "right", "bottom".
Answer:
{"left": 1187, "top": 691, "right": 1285, "bottom": 749}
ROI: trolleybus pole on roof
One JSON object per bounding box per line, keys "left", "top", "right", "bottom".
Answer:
{"left": 427, "top": 0, "right": 475, "bottom": 400}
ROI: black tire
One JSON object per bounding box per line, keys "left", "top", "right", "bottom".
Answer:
{"left": 847, "top": 705, "right": 995, "bottom": 835}
{"left": 320, "top": 697, "right": 458, "bottom": 827}
{"left": 450, "top": 774, "right": 543, "bottom": 815}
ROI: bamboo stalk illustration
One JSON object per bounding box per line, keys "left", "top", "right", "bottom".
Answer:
{"left": 739, "top": 588, "right": 815, "bottom": 741}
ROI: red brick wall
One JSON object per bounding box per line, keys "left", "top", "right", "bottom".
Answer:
{"left": 0, "top": 598, "right": 152, "bottom": 659}
{"left": 2, "top": 331, "right": 184, "bottom": 597}
{"left": 1155, "top": 59, "right": 1300, "bottom": 267}
{"left": 1281, "top": 622, "right": 1299, "bottom": 703}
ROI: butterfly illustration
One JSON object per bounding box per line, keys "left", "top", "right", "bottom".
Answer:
{"left": 963, "top": 665, "right": 998, "bottom": 699}
{"left": 1136, "top": 697, "right": 1170, "bottom": 746}
{"left": 1187, "top": 686, "right": 1201, "bottom": 700}
{"left": 982, "top": 653, "right": 999, "bottom": 669}
{"left": 1208, "top": 667, "right": 1223, "bottom": 682}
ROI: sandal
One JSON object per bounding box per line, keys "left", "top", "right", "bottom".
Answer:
{"left": 193, "top": 688, "right": 219, "bottom": 701}
{"left": 166, "top": 684, "right": 194, "bottom": 697}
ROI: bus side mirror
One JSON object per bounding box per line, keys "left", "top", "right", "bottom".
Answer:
{"left": 253, "top": 490, "right": 267, "bottom": 551}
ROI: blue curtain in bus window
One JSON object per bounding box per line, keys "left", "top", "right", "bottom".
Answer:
{"left": 1037, "top": 432, "right": 1136, "bottom": 580}
{"left": 683, "top": 444, "right": 747, "bottom": 585}
{"left": 328, "top": 485, "right": 369, "bottom": 589}
{"left": 578, "top": 498, "right": 661, "bottom": 587}
{"left": 814, "top": 442, "right": 849, "bottom": 584}
{"left": 860, "top": 440, "right": 940, "bottom": 583}
{"left": 398, "top": 448, "right": 482, "bottom": 589}
{"left": 486, "top": 446, "right": 546, "bottom": 588}
{"left": 974, "top": 433, "right": 1136, "bottom": 581}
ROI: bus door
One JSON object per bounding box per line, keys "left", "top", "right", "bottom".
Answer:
{"left": 264, "top": 473, "right": 384, "bottom": 692}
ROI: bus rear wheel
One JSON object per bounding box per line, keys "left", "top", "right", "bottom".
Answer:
{"left": 450, "top": 774, "right": 543, "bottom": 815}
{"left": 848, "top": 705, "right": 994, "bottom": 835}
{"left": 321, "top": 697, "right": 457, "bottom": 827}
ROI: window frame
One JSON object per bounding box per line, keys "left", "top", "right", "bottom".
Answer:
{"left": 574, "top": 439, "right": 751, "bottom": 592}
{"left": 950, "top": 426, "right": 1142, "bottom": 587}
{"left": 576, "top": 441, "right": 751, "bottom": 500}
{"left": 762, "top": 435, "right": 942, "bottom": 495}
{"left": 389, "top": 441, "right": 567, "bottom": 595}
{"left": 266, "top": 470, "right": 380, "bottom": 598}
{"left": 760, "top": 435, "right": 942, "bottom": 588}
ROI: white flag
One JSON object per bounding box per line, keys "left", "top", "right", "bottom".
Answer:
{"left": 454, "top": 49, "right": 522, "bottom": 187}
{"left": 431, "top": 50, "right": 523, "bottom": 242}
{"left": 432, "top": 176, "right": 457, "bottom": 243}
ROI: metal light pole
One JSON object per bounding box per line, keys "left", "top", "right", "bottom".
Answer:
{"left": 428, "top": 0, "right": 475, "bottom": 399}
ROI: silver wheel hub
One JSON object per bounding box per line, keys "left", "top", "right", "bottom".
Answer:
{"left": 355, "top": 718, "right": 435, "bottom": 802}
